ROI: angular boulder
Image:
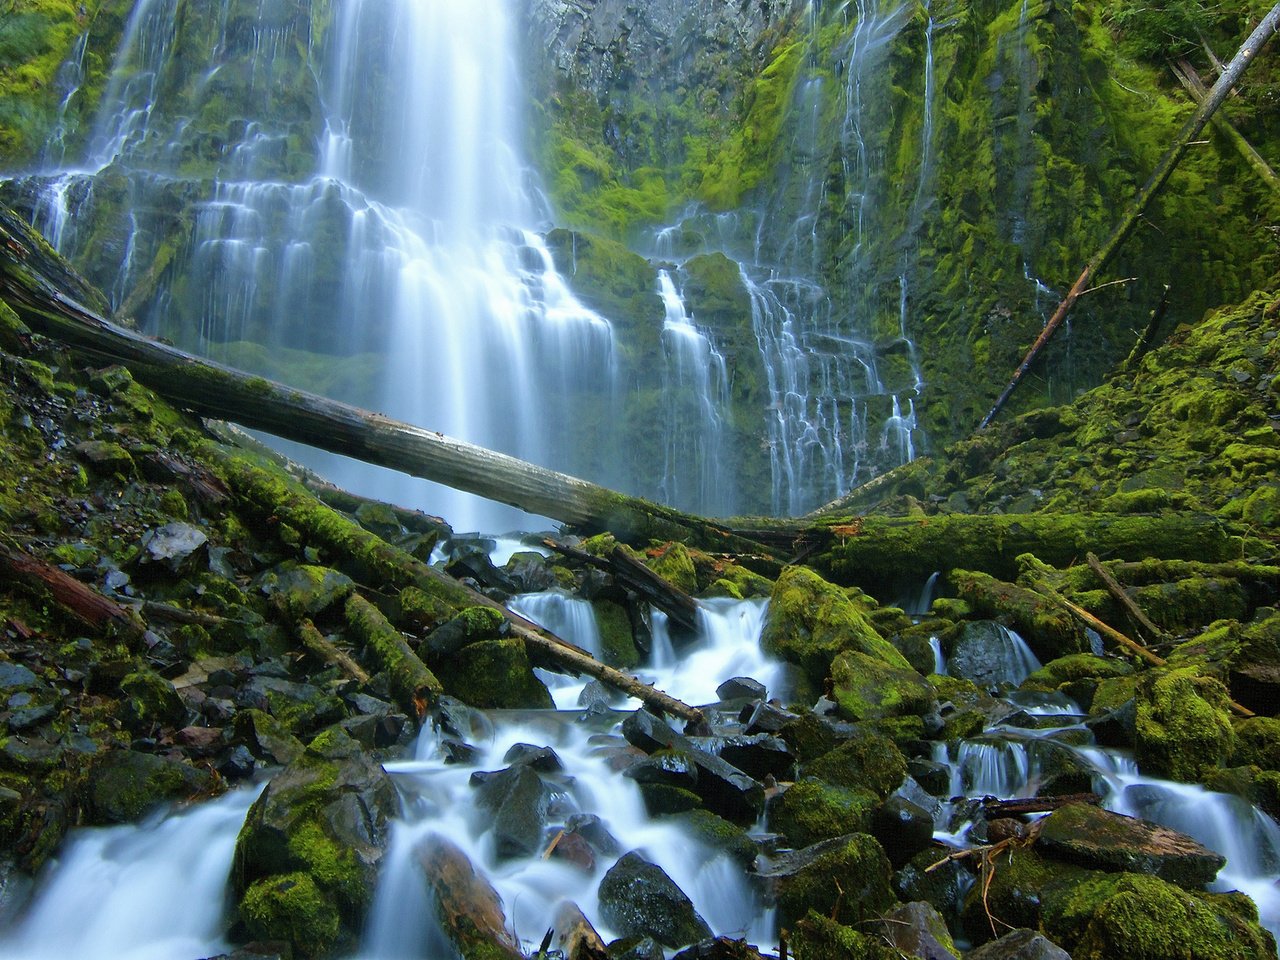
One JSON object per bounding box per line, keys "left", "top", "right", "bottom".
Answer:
{"left": 598, "top": 851, "right": 713, "bottom": 948}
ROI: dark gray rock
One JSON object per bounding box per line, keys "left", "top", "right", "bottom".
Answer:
{"left": 948, "top": 621, "right": 1037, "bottom": 689}
{"left": 597, "top": 851, "right": 713, "bottom": 948}
{"left": 965, "top": 929, "right": 1071, "bottom": 960}
{"left": 471, "top": 765, "right": 550, "bottom": 861}
{"left": 0, "top": 663, "right": 41, "bottom": 693}
{"left": 907, "top": 757, "right": 951, "bottom": 796}
{"left": 741, "top": 700, "right": 799, "bottom": 734}
{"left": 872, "top": 796, "right": 935, "bottom": 869}
{"left": 877, "top": 901, "right": 959, "bottom": 960}
{"left": 624, "top": 751, "right": 700, "bottom": 789}
{"left": 503, "top": 742, "right": 564, "bottom": 772}
{"left": 138, "top": 522, "right": 208, "bottom": 572}
{"left": 621, "top": 710, "right": 764, "bottom": 824}
{"left": 716, "top": 677, "right": 766, "bottom": 702}
{"left": 86, "top": 750, "right": 215, "bottom": 824}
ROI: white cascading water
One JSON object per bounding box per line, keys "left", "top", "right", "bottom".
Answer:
{"left": 19, "top": 0, "right": 618, "bottom": 533}
{"left": 0, "top": 786, "right": 261, "bottom": 960}
{"left": 656, "top": 271, "right": 733, "bottom": 516}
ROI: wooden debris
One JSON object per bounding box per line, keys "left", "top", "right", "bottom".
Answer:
{"left": 0, "top": 542, "right": 142, "bottom": 638}
{"left": 298, "top": 618, "right": 371, "bottom": 684}
{"left": 1085, "top": 552, "right": 1169, "bottom": 643}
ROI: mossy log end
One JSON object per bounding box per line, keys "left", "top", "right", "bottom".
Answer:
{"left": 344, "top": 594, "right": 442, "bottom": 719}
{"left": 0, "top": 206, "right": 768, "bottom": 556}
{"left": 808, "top": 513, "right": 1240, "bottom": 591}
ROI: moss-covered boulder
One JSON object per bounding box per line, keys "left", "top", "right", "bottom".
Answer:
{"left": 762, "top": 567, "right": 910, "bottom": 695}
{"left": 764, "top": 832, "right": 897, "bottom": 929}
{"left": 952, "top": 568, "right": 1086, "bottom": 661}
{"left": 803, "top": 728, "right": 908, "bottom": 800}
{"left": 769, "top": 778, "right": 878, "bottom": 848}
{"left": 234, "top": 742, "right": 401, "bottom": 958}
{"left": 442, "top": 639, "right": 554, "bottom": 709}
{"left": 258, "top": 563, "right": 355, "bottom": 620}
{"left": 788, "top": 910, "right": 899, "bottom": 960}
{"left": 85, "top": 749, "right": 216, "bottom": 824}
{"left": 1135, "top": 667, "right": 1236, "bottom": 782}
{"left": 118, "top": 667, "right": 188, "bottom": 733}
{"left": 1231, "top": 716, "right": 1280, "bottom": 772}
{"left": 646, "top": 542, "right": 699, "bottom": 595}
{"left": 1042, "top": 873, "right": 1277, "bottom": 960}
{"left": 830, "top": 649, "right": 934, "bottom": 722}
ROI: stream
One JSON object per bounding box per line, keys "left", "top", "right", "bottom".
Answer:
{"left": 3, "top": 561, "right": 1280, "bottom": 959}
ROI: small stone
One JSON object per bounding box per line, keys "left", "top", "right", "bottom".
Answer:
{"left": 716, "top": 677, "right": 766, "bottom": 701}
{"left": 139, "top": 523, "right": 208, "bottom": 572}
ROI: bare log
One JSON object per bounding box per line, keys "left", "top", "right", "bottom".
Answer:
{"left": 1085, "top": 552, "right": 1169, "bottom": 643}
{"left": 0, "top": 542, "right": 142, "bottom": 638}
{"left": 0, "top": 206, "right": 768, "bottom": 556}
{"left": 1173, "top": 58, "right": 1280, "bottom": 193}
{"left": 979, "top": 5, "right": 1280, "bottom": 429}
{"left": 298, "top": 618, "right": 370, "bottom": 684}
{"left": 416, "top": 836, "right": 523, "bottom": 960}
{"left": 980, "top": 793, "right": 1101, "bottom": 817}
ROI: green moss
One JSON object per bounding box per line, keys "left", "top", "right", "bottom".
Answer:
{"left": 1024, "top": 654, "right": 1136, "bottom": 689}
{"left": 241, "top": 871, "right": 341, "bottom": 959}
{"left": 804, "top": 728, "right": 907, "bottom": 800}
{"left": 285, "top": 820, "right": 365, "bottom": 913}
{"left": 591, "top": 598, "right": 640, "bottom": 668}
{"left": 1135, "top": 667, "right": 1235, "bottom": 782}
{"left": 443, "top": 639, "right": 553, "bottom": 710}
{"left": 776, "top": 833, "right": 896, "bottom": 930}
{"left": 1230, "top": 717, "right": 1280, "bottom": 772}
{"left": 789, "top": 911, "right": 898, "bottom": 960}
{"left": 830, "top": 649, "right": 934, "bottom": 722}
{"left": 645, "top": 542, "right": 699, "bottom": 594}
{"left": 762, "top": 566, "right": 911, "bottom": 695}
{"left": 770, "top": 778, "right": 877, "bottom": 848}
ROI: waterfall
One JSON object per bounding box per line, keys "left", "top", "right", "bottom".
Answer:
{"left": 14, "top": 0, "right": 619, "bottom": 534}
{"left": 657, "top": 271, "right": 733, "bottom": 516}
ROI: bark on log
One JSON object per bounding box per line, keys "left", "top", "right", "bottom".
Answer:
{"left": 344, "top": 594, "right": 442, "bottom": 718}
{"left": 810, "top": 513, "right": 1238, "bottom": 589}
{"left": 298, "top": 618, "right": 371, "bottom": 684}
{"left": 978, "top": 4, "right": 1280, "bottom": 429}
{"left": 416, "top": 835, "right": 524, "bottom": 960}
{"left": 981, "top": 793, "right": 1101, "bottom": 816}
{"left": 0, "top": 207, "right": 769, "bottom": 556}
{"left": 0, "top": 543, "right": 143, "bottom": 638}
{"left": 1085, "top": 551, "right": 1169, "bottom": 643}
{"left": 544, "top": 539, "right": 700, "bottom": 634}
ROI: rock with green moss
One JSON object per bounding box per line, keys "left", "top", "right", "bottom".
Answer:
{"left": 235, "top": 708, "right": 307, "bottom": 766}
{"left": 769, "top": 777, "right": 878, "bottom": 848}
{"left": 830, "top": 649, "right": 934, "bottom": 722}
{"left": 1135, "top": 667, "right": 1235, "bottom": 782}
{"left": 592, "top": 597, "right": 641, "bottom": 668}
{"left": 441, "top": 639, "right": 553, "bottom": 710}
{"left": 645, "top": 542, "right": 699, "bottom": 595}
{"left": 762, "top": 567, "right": 911, "bottom": 696}
{"left": 234, "top": 745, "right": 401, "bottom": 957}
{"left": 763, "top": 832, "right": 897, "bottom": 930}
{"left": 258, "top": 563, "right": 355, "bottom": 621}
{"left": 241, "top": 871, "right": 341, "bottom": 959}
{"left": 1232, "top": 717, "right": 1280, "bottom": 772}
{"left": 788, "top": 910, "right": 899, "bottom": 960}
{"left": 85, "top": 749, "right": 216, "bottom": 824}
{"left": 659, "top": 809, "right": 758, "bottom": 868}
{"left": 118, "top": 668, "right": 187, "bottom": 733}
{"left": 1041, "top": 872, "right": 1277, "bottom": 960}
{"left": 803, "top": 728, "right": 907, "bottom": 801}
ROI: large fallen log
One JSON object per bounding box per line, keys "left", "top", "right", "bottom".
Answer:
{"left": 0, "top": 206, "right": 770, "bottom": 557}
{"left": 545, "top": 539, "right": 700, "bottom": 634}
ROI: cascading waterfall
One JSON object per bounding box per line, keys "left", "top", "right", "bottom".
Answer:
{"left": 656, "top": 271, "right": 733, "bottom": 516}
{"left": 13, "top": 0, "right": 618, "bottom": 533}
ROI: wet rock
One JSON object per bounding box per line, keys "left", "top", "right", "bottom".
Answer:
{"left": 871, "top": 795, "right": 935, "bottom": 869}
{"left": 830, "top": 649, "right": 934, "bottom": 722}
{"left": 471, "top": 764, "right": 550, "bottom": 860}
{"left": 416, "top": 835, "right": 523, "bottom": 960}
{"left": 876, "top": 901, "right": 959, "bottom": 960}
{"left": 621, "top": 710, "right": 764, "bottom": 824}
{"left": 549, "top": 830, "right": 597, "bottom": 871}
{"left": 440, "top": 739, "right": 481, "bottom": 764}
{"left": 716, "top": 677, "right": 765, "bottom": 702}
{"left": 768, "top": 778, "right": 877, "bottom": 848}
{"left": 608, "top": 936, "right": 666, "bottom": 960}
{"left": 598, "top": 851, "right": 713, "bottom": 948}
{"left": 894, "top": 848, "right": 973, "bottom": 924}
{"left": 1036, "top": 802, "right": 1225, "bottom": 888}
{"left": 565, "top": 813, "right": 621, "bottom": 857}
{"left": 947, "top": 621, "right": 1037, "bottom": 689}
{"left": 422, "top": 605, "right": 507, "bottom": 658}
{"left": 690, "top": 733, "right": 794, "bottom": 781}
{"left": 907, "top": 757, "right": 951, "bottom": 796}
{"left": 505, "top": 551, "right": 560, "bottom": 593}
{"left": 661, "top": 809, "right": 758, "bottom": 868}
{"left": 257, "top": 563, "right": 355, "bottom": 619}
{"left": 235, "top": 748, "right": 401, "bottom": 957}
{"left": 760, "top": 832, "right": 896, "bottom": 929}
{"left": 1085, "top": 696, "right": 1137, "bottom": 748}
{"left": 346, "top": 692, "right": 394, "bottom": 716}
{"left": 0, "top": 663, "right": 41, "bottom": 694}
{"left": 243, "top": 676, "right": 344, "bottom": 736}
{"left": 138, "top": 522, "right": 207, "bottom": 573}
{"left": 503, "top": 742, "right": 564, "bottom": 772}
{"left": 219, "top": 745, "right": 257, "bottom": 780}
{"left": 625, "top": 751, "right": 700, "bottom": 790}
{"left": 741, "top": 700, "right": 798, "bottom": 735}
{"left": 86, "top": 749, "right": 216, "bottom": 824}
{"left": 965, "top": 929, "right": 1071, "bottom": 960}
{"left": 433, "top": 696, "right": 495, "bottom": 743}
{"left": 235, "top": 709, "right": 306, "bottom": 766}
{"left": 444, "top": 639, "right": 555, "bottom": 709}
{"left": 174, "top": 725, "right": 224, "bottom": 755}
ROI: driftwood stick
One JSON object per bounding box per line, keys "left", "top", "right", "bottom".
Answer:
{"left": 980, "top": 793, "right": 1101, "bottom": 817}
{"left": 979, "top": 4, "right": 1280, "bottom": 429}
{"left": 1085, "top": 552, "right": 1169, "bottom": 643}
{"left": 1032, "top": 580, "right": 1255, "bottom": 718}
{"left": 0, "top": 543, "right": 143, "bottom": 638}
{"left": 140, "top": 600, "right": 227, "bottom": 629}
{"left": 1121, "top": 284, "right": 1171, "bottom": 373}
{"left": 1173, "top": 58, "right": 1280, "bottom": 193}
{"left": 298, "top": 618, "right": 371, "bottom": 684}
